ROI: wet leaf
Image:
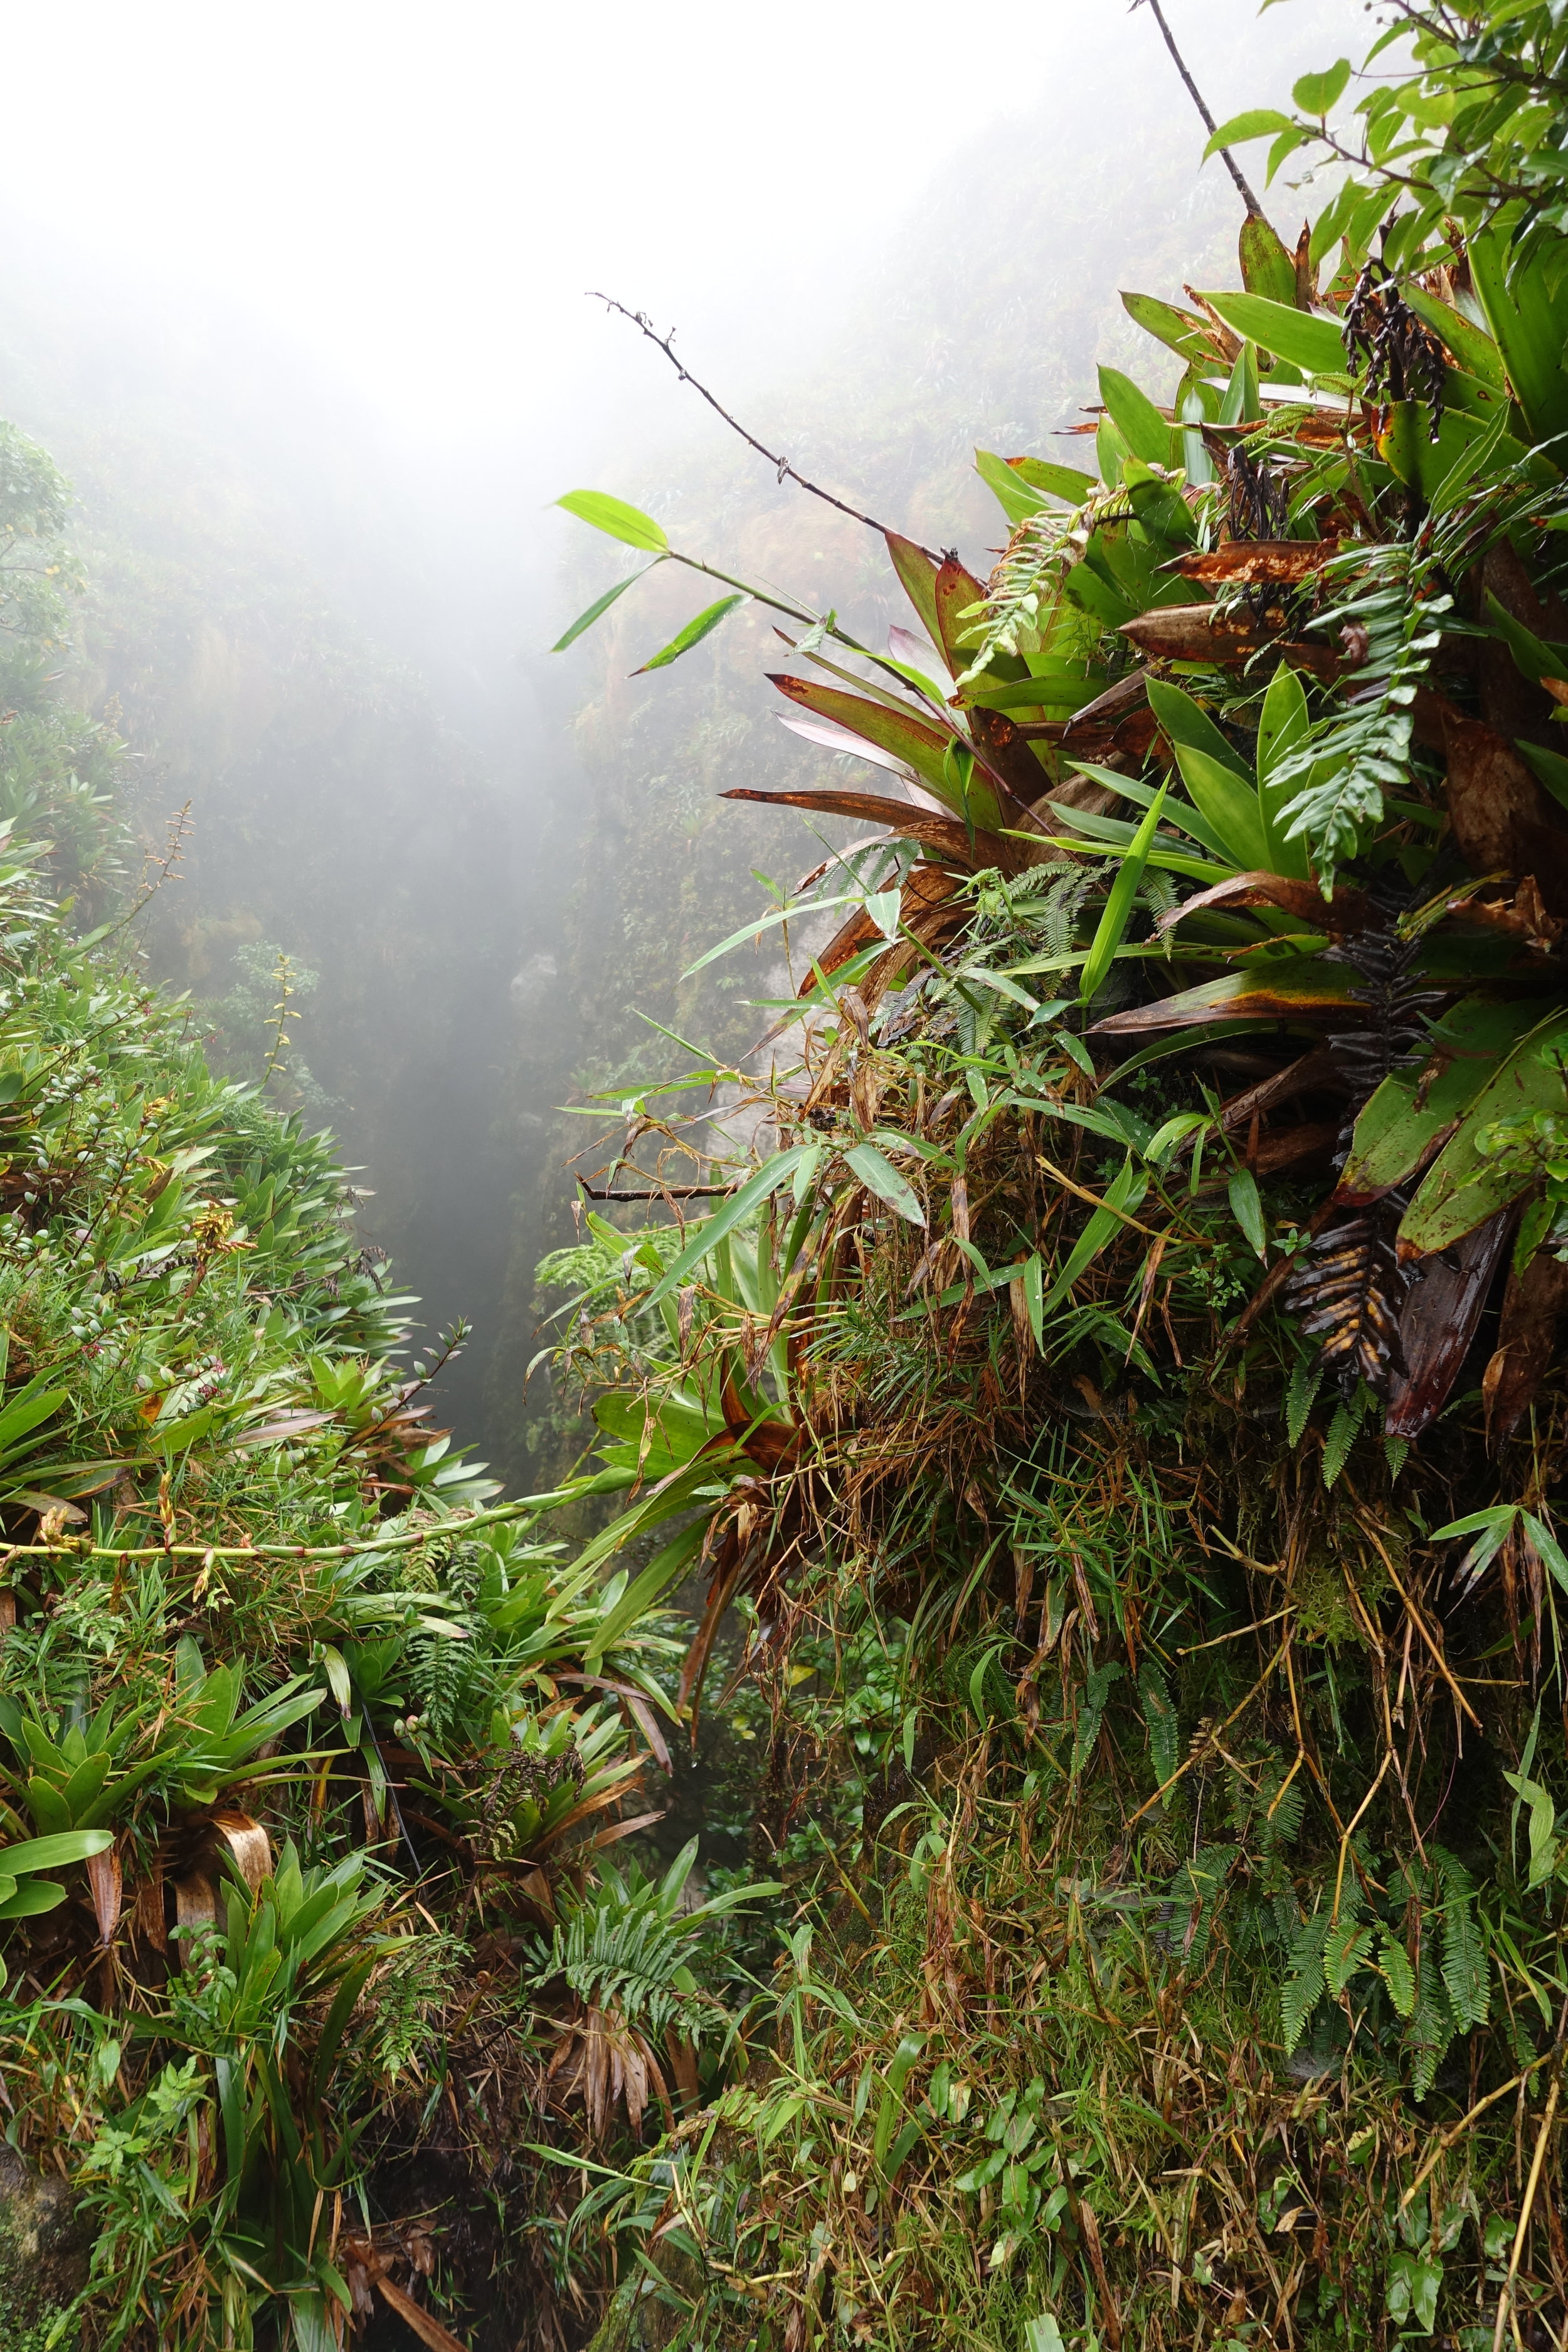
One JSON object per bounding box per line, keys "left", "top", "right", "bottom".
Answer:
{"left": 844, "top": 1142, "right": 925, "bottom": 1227}
{"left": 551, "top": 560, "right": 662, "bottom": 652}
{"left": 556, "top": 489, "right": 669, "bottom": 553}
{"left": 1090, "top": 956, "right": 1360, "bottom": 1034}
{"left": 1398, "top": 1012, "right": 1568, "bottom": 1259}
{"left": 635, "top": 593, "right": 748, "bottom": 674}
{"left": 1197, "top": 290, "right": 1346, "bottom": 374}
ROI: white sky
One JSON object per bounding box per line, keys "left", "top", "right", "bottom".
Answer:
{"left": 0, "top": 0, "right": 1365, "bottom": 454}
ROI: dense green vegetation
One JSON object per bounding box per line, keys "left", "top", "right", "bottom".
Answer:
{"left": 0, "top": 407, "right": 744, "bottom": 2351}
{"left": 538, "top": 6, "right": 1568, "bottom": 2348}
{"left": 19, "top": 5, "right": 1568, "bottom": 2350}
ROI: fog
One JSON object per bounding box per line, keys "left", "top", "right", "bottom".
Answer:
{"left": 0, "top": 0, "right": 1363, "bottom": 1470}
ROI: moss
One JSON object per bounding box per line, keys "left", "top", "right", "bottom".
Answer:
{"left": 0, "top": 2149, "right": 87, "bottom": 2345}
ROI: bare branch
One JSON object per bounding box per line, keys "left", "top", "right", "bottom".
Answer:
{"left": 1134, "top": 0, "right": 1269, "bottom": 221}
{"left": 588, "top": 295, "right": 939, "bottom": 563}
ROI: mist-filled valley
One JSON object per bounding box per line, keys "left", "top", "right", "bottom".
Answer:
{"left": 0, "top": 2, "right": 1344, "bottom": 1473}
{"left": 8, "top": 2, "right": 1568, "bottom": 2346}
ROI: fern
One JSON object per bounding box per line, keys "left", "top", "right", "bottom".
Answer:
{"left": 1433, "top": 1845, "right": 1491, "bottom": 2032}
{"left": 1138, "top": 1661, "right": 1179, "bottom": 1794}
{"left": 1379, "top": 1929, "right": 1417, "bottom": 2020}
{"left": 1070, "top": 1660, "right": 1125, "bottom": 1778}
{"left": 1322, "top": 1382, "right": 1374, "bottom": 1488}
{"left": 1282, "top": 1909, "right": 1330, "bottom": 2053}
{"left": 1271, "top": 538, "right": 1450, "bottom": 887}
{"left": 1034, "top": 865, "right": 1101, "bottom": 961}
{"left": 1408, "top": 1934, "right": 1454, "bottom": 2100}
{"left": 1285, "top": 1353, "right": 1323, "bottom": 1449}
{"left": 1167, "top": 1845, "right": 1239, "bottom": 1966}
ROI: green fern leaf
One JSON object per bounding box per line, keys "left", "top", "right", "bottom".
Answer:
{"left": 1379, "top": 1930, "right": 1417, "bottom": 2020}
{"left": 1138, "top": 1662, "right": 1179, "bottom": 1794}
{"left": 1434, "top": 1847, "right": 1490, "bottom": 2032}
{"left": 1282, "top": 1911, "right": 1328, "bottom": 2052}
{"left": 1407, "top": 1937, "right": 1453, "bottom": 2100}
{"left": 1285, "top": 1353, "right": 1323, "bottom": 1448}
{"left": 1325, "top": 1919, "right": 1374, "bottom": 1996}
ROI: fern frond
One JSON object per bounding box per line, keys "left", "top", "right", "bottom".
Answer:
{"left": 1282, "top": 1910, "right": 1330, "bottom": 2053}
{"left": 1433, "top": 1845, "right": 1491, "bottom": 2032}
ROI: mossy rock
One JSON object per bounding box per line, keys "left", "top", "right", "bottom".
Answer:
{"left": 0, "top": 2147, "right": 88, "bottom": 2346}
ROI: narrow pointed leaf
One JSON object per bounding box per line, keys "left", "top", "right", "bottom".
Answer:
{"left": 1080, "top": 786, "right": 1167, "bottom": 1004}
{"left": 644, "top": 1149, "right": 817, "bottom": 1308}
{"left": 556, "top": 490, "right": 669, "bottom": 553}
{"left": 635, "top": 593, "right": 748, "bottom": 674}
{"left": 844, "top": 1142, "right": 925, "bottom": 1227}
{"left": 551, "top": 561, "right": 662, "bottom": 652}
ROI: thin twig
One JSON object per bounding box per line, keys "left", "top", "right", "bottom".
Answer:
{"left": 1493, "top": 2035, "right": 1565, "bottom": 2352}
{"left": 1401, "top": 2052, "right": 1555, "bottom": 2212}
{"left": 588, "top": 294, "right": 940, "bottom": 561}
{"left": 1125, "top": 1637, "right": 1290, "bottom": 1828}
{"left": 1134, "top": 0, "right": 1268, "bottom": 220}
{"left": 577, "top": 1179, "right": 734, "bottom": 1202}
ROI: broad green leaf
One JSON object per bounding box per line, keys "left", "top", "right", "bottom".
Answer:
{"left": 0, "top": 1380, "right": 67, "bottom": 1461}
{"left": 1502, "top": 1772, "right": 1560, "bottom": 1888}
{"left": 1217, "top": 339, "right": 1262, "bottom": 425}
{"left": 586, "top": 1520, "right": 709, "bottom": 1667}
{"left": 556, "top": 489, "right": 669, "bottom": 553}
{"left": 1338, "top": 997, "right": 1540, "bottom": 1202}
{"left": 1091, "top": 956, "right": 1361, "bottom": 1036}
{"left": 1145, "top": 679, "right": 1251, "bottom": 781}
{"left": 1240, "top": 213, "right": 1298, "bottom": 308}
{"left": 635, "top": 593, "right": 748, "bottom": 674}
{"left": 1079, "top": 785, "right": 1167, "bottom": 1004}
{"left": 1518, "top": 738, "right": 1568, "bottom": 813}
{"left": 0, "top": 1879, "right": 70, "bottom": 1920}
{"left": 1199, "top": 290, "right": 1347, "bottom": 376}
{"left": 1484, "top": 590, "right": 1568, "bottom": 686}
{"left": 886, "top": 532, "right": 943, "bottom": 650}
{"left": 1098, "top": 366, "right": 1173, "bottom": 468}
{"left": 1170, "top": 743, "right": 1269, "bottom": 872}
{"left": 1202, "top": 109, "right": 1295, "bottom": 157}
{"left": 1121, "top": 291, "right": 1222, "bottom": 368}
{"left": 1022, "top": 1253, "right": 1044, "bottom": 1350}
{"left": 1, "top": 1828, "right": 113, "bottom": 1872}
{"left": 768, "top": 677, "right": 996, "bottom": 822}
{"left": 1523, "top": 1511, "right": 1568, "bottom": 1595}
{"left": 1382, "top": 405, "right": 1534, "bottom": 508}
{"left": 318, "top": 1644, "right": 352, "bottom": 1718}
{"left": 1293, "top": 59, "right": 1350, "bottom": 115}
{"left": 1401, "top": 285, "right": 1505, "bottom": 392}
{"left": 644, "top": 1148, "right": 817, "bottom": 1308}
{"left": 844, "top": 1142, "right": 925, "bottom": 1227}
{"left": 551, "top": 561, "right": 661, "bottom": 652}
{"left": 1470, "top": 220, "right": 1568, "bottom": 447}
{"left": 681, "top": 890, "right": 859, "bottom": 980}
{"left": 975, "top": 449, "right": 1046, "bottom": 526}
{"left": 1042, "top": 1158, "right": 1148, "bottom": 1312}
{"left": 1399, "top": 1010, "right": 1568, "bottom": 1258}
{"left": 1228, "top": 1165, "right": 1268, "bottom": 1258}
{"left": 1256, "top": 664, "right": 1311, "bottom": 873}
{"left": 1004, "top": 455, "right": 1098, "bottom": 504}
